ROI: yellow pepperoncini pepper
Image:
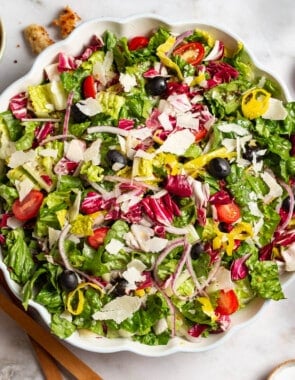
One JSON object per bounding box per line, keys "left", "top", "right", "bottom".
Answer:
{"left": 67, "top": 282, "right": 103, "bottom": 316}
{"left": 157, "top": 36, "right": 184, "bottom": 80}
{"left": 241, "top": 88, "right": 271, "bottom": 120}
{"left": 183, "top": 147, "right": 236, "bottom": 177}
{"left": 197, "top": 296, "right": 218, "bottom": 322}
{"left": 212, "top": 221, "right": 253, "bottom": 256}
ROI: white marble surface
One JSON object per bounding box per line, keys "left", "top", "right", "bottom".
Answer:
{"left": 0, "top": 0, "right": 295, "bottom": 379}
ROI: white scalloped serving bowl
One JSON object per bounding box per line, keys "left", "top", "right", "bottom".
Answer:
{"left": 0, "top": 15, "right": 293, "bottom": 356}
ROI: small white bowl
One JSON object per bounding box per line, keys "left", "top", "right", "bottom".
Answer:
{"left": 268, "top": 359, "right": 295, "bottom": 380}
{"left": 0, "top": 18, "right": 6, "bottom": 60}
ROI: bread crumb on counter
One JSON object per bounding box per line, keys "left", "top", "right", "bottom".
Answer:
{"left": 52, "top": 6, "right": 81, "bottom": 38}
{"left": 23, "top": 24, "right": 55, "bottom": 54}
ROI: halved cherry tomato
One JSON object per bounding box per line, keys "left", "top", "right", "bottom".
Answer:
{"left": 128, "top": 36, "right": 149, "bottom": 51}
{"left": 215, "top": 289, "right": 239, "bottom": 315}
{"left": 173, "top": 42, "right": 205, "bottom": 66}
{"left": 87, "top": 227, "right": 109, "bottom": 249}
{"left": 83, "top": 75, "right": 96, "bottom": 98}
{"left": 194, "top": 126, "right": 207, "bottom": 142}
{"left": 216, "top": 202, "right": 241, "bottom": 224}
{"left": 12, "top": 190, "right": 44, "bottom": 221}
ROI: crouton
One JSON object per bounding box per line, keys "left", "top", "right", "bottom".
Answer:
{"left": 52, "top": 6, "right": 81, "bottom": 38}
{"left": 23, "top": 24, "right": 54, "bottom": 54}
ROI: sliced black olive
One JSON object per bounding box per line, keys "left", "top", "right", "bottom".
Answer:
{"left": 145, "top": 76, "right": 167, "bottom": 96}
{"left": 71, "top": 103, "right": 89, "bottom": 123}
{"left": 106, "top": 149, "right": 127, "bottom": 171}
{"left": 58, "top": 270, "right": 78, "bottom": 291}
{"left": 111, "top": 278, "right": 128, "bottom": 297}
{"left": 190, "top": 242, "right": 205, "bottom": 259}
{"left": 242, "top": 142, "right": 264, "bottom": 162}
{"left": 207, "top": 157, "right": 231, "bottom": 179}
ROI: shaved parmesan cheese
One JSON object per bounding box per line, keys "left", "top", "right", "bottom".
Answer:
{"left": 218, "top": 123, "right": 249, "bottom": 136}
{"left": 119, "top": 73, "right": 137, "bottom": 92}
{"left": 281, "top": 243, "right": 295, "bottom": 271}
{"left": 167, "top": 94, "right": 191, "bottom": 112}
{"left": 154, "top": 318, "right": 168, "bottom": 335}
{"left": 134, "top": 150, "right": 155, "bottom": 160}
{"left": 221, "top": 138, "right": 236, "bottom": 152}
{"left": 92, "top": 295, "right": 142, "bottom": 324}
{"left": 176, "top": 112, "right": 199, "bottom": 130}
{"left": 65, "top": 139, "right": 86, "bottom": 162}
{"left": 8, "top": 149, "right": 36, "bottom": 168}
{"left": 207, "top": 267, "right": 234, "bottom": 292}
{"left": 144, "top": 237, "right": 168, "bottom": 252}
{"left": 260, "top": 171, "right": 283, "bottom": 204}
{"left": 83, "top": 139, "right": 102, "bottom": 165}
{"left": 262, "top": 98, "right": 288, "bottom": 120}
{"left": 93, "top": 51, "right": 114, "bottom": 86}
{"left": 6, "top": 216, "right": 24, "bottom": 229}
{"left": 158, "top": 112, "right": 173, "bottom": 131}
{"left": 44, "top": 63, "right": 60, "bottom": 82}
{"left": 105, "top": 238, "right": 124, "bottom": 255}
{"left": 76, "top": 98, "right": 102, "bottom": 117}
{"left": 39, "top": 148, "right": 58, "bottom": 158}
{"left": 48, "top": 227, "right": 61, "bottom": 248}
{"left": 15, "top": 178, "right": 34, "bottom": 201}
{"left": 122, "top": 260, "right": 146, "bottom": 290}
{"left": 129, "top": 127, "right": 152, "bottom": 140}
{"left": 248, "top": 201, "right": 263, "bottom": 217}
{"left": 157, "top": 129, "right": 195, "bottom": 155}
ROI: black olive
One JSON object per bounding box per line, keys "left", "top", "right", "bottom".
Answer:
{"left": 111, "top": 278, "right": 128, "bottom": 297}
{"left": 59, "top": 270, "right": 78, "bottom": 291}
{"left": 71, "top": 103, "right": 89, "bottom": 123}
{"left": 145, "top": 76, "right": 167, "bottom": 96}
{"left": 207, "top": 157, "right": 231, "bottom": 179}
{"left": 190, "top": 242, "right": 205, "bottom": 259}
{"left": 106, "top": 149, "right": 128, "bottom": 171}
{"left": 282, "top": 196, "right": 295, "bottom": 212}
{"left": 218, "top": 222, "right": 233, "bottom": 233}
{"left": 242, "top": 143, "right": 263, "bottom": 162}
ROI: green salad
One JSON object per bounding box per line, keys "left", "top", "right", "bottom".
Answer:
{"left": 0, "top": 25, "right": 295, "bottom": 346}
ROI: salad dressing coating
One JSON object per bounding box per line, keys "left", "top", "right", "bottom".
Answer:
{"left": 0, "top": 25, "right": 295, "bottom": 346}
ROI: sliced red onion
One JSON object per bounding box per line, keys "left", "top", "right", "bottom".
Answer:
{"left": 185, "top": 252, "right": 205, "bottom": 296}
{"left": 199, "top": 256, "right": 222, "bottom": 291}
{"left": 203, "top": 40, "right": 224, "bottom": 61}
{"left": 58, "top": 223, "right": 74, "bottom": 271}
{"left": 171, "top": 242, "right": 191, "bottom": 299}
{"left": 166, "top": 29, "right": 194, "bottom": 57}
{"left": 40, "top": 133, "right": 76, "bottom": 145}
{"left": 278, "top": 181, "right": 294, "bottom": 231}
{"left": 62, "top": 91, "right": 74, "bottom": 137}
{"left": 154, "top": 282, "right": 176, "bottom": 337}
{"left": 87, "top": 125, "right": 130, "bottom": 137}
{"left": 104, "top": 175, "right": 160, "bottom": 191}
{"left": 153, "top": 238, "right": 185, "bottom": 284}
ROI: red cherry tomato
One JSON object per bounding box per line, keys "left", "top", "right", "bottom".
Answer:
{"left": 216, "top": 202, "right": 241, "bottom": 224}
{"left": 83, "top": 75, "right": 97, "bottom": 98}
{"left": 12, "top": 190, "right": 44, "bottom": 221}
{"left": 87, "top": 227, "right": 109, "bottom": 249}
{"left": 215, "top": 289, "right": 239, "bottom": 315}
{"left": 194, "top": 126, "right": 207, "bottom": 142}
{"left": 173, "top": 42, "right": 205, "bottom": 66}
{"left": 128, "top": 36, "right": 149, "bottom": 51}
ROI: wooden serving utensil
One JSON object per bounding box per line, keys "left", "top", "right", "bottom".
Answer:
{"left": 0, "top": 272, "right": 103, "bottom": 380}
